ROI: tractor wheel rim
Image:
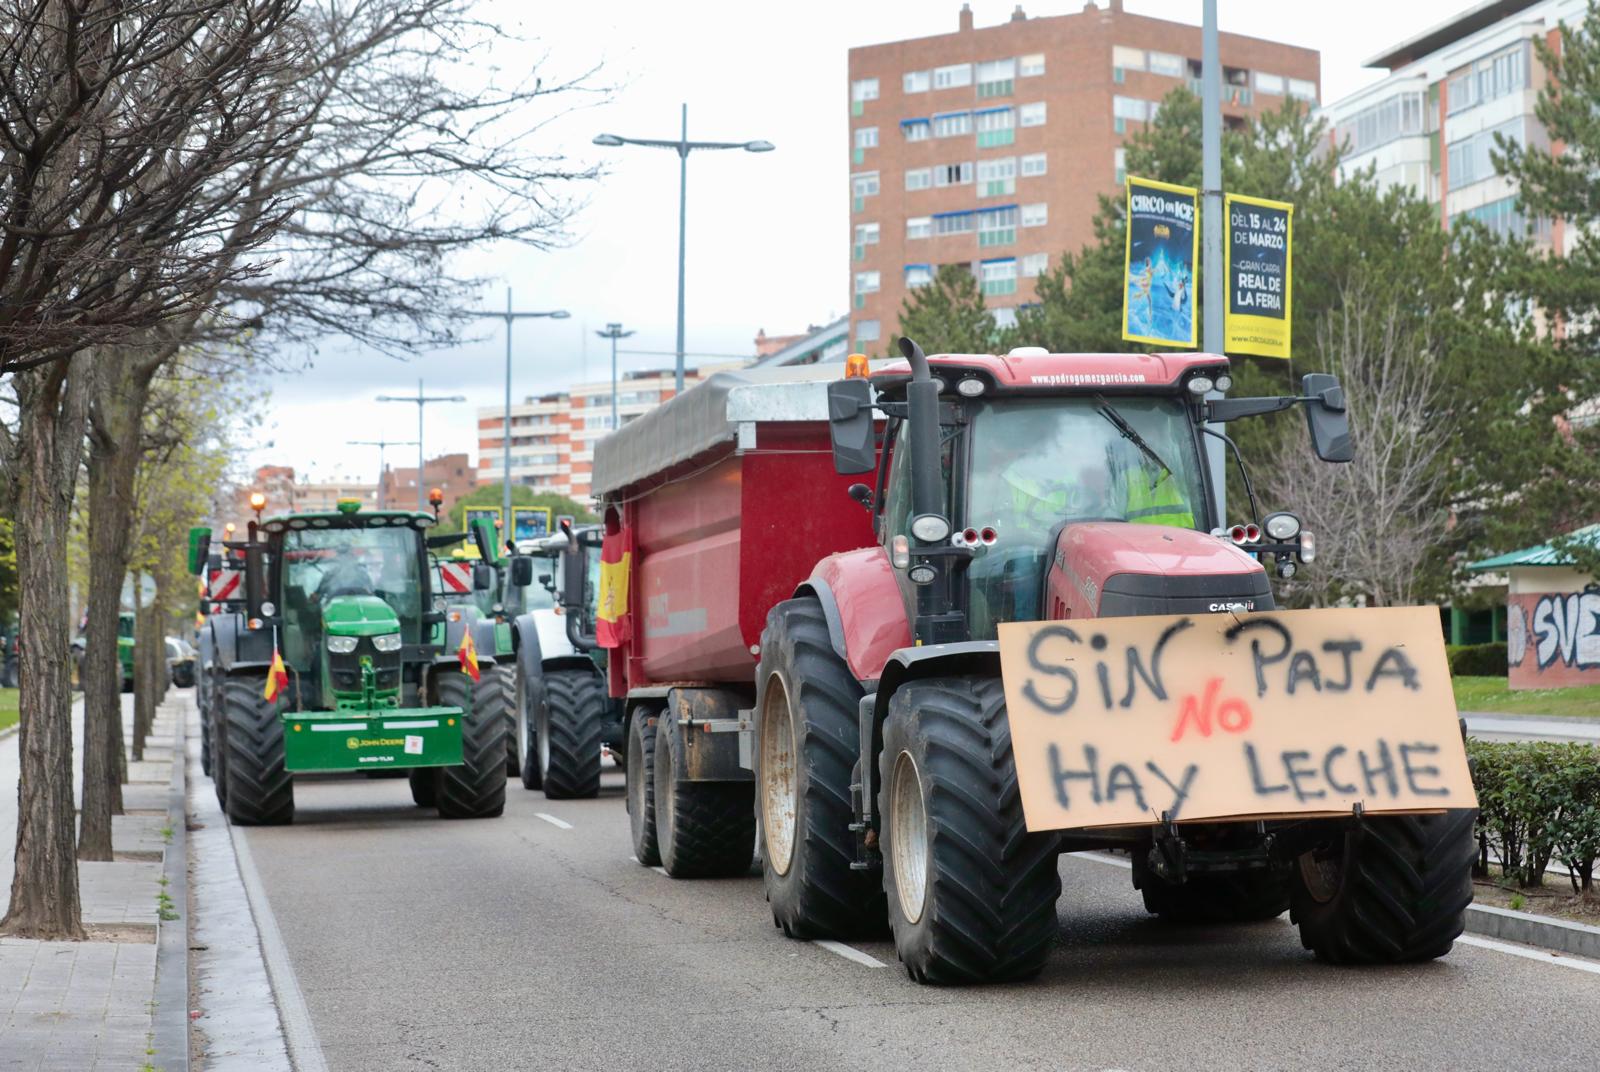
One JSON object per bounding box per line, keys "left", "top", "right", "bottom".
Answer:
{"left": 759, "top": 673, "right": 798, "bottom": 877}
{"left": 515, "top": 669, "right": 530, "bottom": 770}
{"left": 1297, "top": 848, "right": 1342, "bottom": 904}
{"left": 890, "top": 749, "right": 930, "bottom": 925}
{"left": 537, "top": 699, "right": 550, "bottom": 777}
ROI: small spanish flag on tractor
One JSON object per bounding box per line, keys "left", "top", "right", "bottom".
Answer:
{"left": 457, "top": 629, "right": 481, "bottom": 683}
{"left": 596, "top": 523, "right": 633, "bottom": 649}
{"left": 263, "top": 646, "right": 289, "bottom": 702}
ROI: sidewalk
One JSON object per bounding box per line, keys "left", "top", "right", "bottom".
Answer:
{"left": 1462, "top": 711, "right": 1600, "bottom": 744}
{"left": 0, "top": 693, "right": 187, "bottom": 1072}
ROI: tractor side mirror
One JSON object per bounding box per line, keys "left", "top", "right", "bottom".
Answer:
{"left": 827, "top": 378, "right": 876, "bottom": 475}
{"left": 1302, "top": 373, "right": 1354, "bottom": 463}
{"left": 187, "top": 526, "right": 211, "bottom": 576}
{"left": 561, "top": 546, "right": 587, "bottom": 611}
{"left": 472, "top": 562, "right": 494, "bottom": 591}
{"left": 198, "top": 599, "right": 211, "bottom": 616}
{"left": 510, "top": 555, "right": 533, "bottom": 588}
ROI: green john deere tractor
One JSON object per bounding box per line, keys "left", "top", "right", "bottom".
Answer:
{"left": 189, "top": 499, "right": 507, "bottom": 824}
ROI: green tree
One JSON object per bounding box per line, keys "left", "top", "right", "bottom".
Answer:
{"left": 446, "top": 484, "right": 595, "bottom": 535}
{"left": 896, "top": 264, "right": 996, "bottom": 354}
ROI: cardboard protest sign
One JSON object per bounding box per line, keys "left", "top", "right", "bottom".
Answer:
{"left": 997, "top": 606, "right": 1476, "bottom": 832}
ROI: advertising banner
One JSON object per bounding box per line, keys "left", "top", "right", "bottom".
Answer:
{"left": 1122, "top": 177, "right": 1199, "bottom": 348}
{"left": 1225, "top": 193, "right": 1294, "bottom": 359}
{"left": 997, "top": 607, "right": 1476, "bottom": 832}
{"left": 513, "top": 507, "right": 552, "bottom": 541}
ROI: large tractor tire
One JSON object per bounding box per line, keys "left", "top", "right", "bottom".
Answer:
{"left": 487, "top": 663, "right": 517, "bottom": 779}
{"left": 626, "top": 709, "right": 659, "bottom": 866}
{"left": 210, "top": 694, "right": 229, "bottom": 810}
{"left": 221, "top": 677, "right": 294, "bottom": 826}
{"left": 755, "top": 598, "right": 883, "bottom": 939}
{"left": 409, "top": 768, "right": 438, "bottom": 808}
{"left": 654, "top": 713, "right": 755, "bottom": 878}
{"left": 199, "top": 685, "right": 214, "bottom": 778}
{"left": 432, "top": 669, "right": 508, "bottom": 819}
{"left": 1134, "top": 864, "right": 1289, "bottom": 924}
{"left": 537, "top": 669, "right": 605, "bottom": 800}
{"left": 879, "top": 677, "right": 1060, "bottom": 985}
{"left": 516, "top": 661, "right": 542, "bottom": 791}
{"left": 1290, "top": 809, "right": 1476, "bottom": 964}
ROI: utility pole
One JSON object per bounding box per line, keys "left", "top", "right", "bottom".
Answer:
{"left": 348, "top": 436, "right": 417, "bottom": 509}
{"left": 466, "top": 290, "right": 568, "bottom": 545}
{"left": 595, "top": 323, "right": 636, "bottom": 430}
{"left": 1201, "top": 0, "right": 1227, "bottom": 526}
{"left": 376, "top": 379, "right": 466, "bottom": 512}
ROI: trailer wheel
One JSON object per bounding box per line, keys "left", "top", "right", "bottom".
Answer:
{"left": 537, "top": 669, "right": 605, "bottom": 799}
{"left": 516, "top": 661, "right": 543, "bottom": 791}
{"left": 1134, "top": 863, "right": 1289, "bottom": 923}
{"left": 627, "top": 709, "right": 660, "bottom": 865}
{"left": 654, "top": 713, "right": 754, "bottom": 878}
{"left": 756, "top": 598, "right": 883, "bottom": 938}
{"left": 199, "top": 687, "right": 214, "bottom": 778}
{"left": 432, "top": 669, "right": 508, "bottom": 819}
{"left": 879, "top": 677, "right": 1060, "bottom": 985}
{"left": 221, "top": 676, "right": 294, "bottom": 826}
{"left": 408, "top": 768, "right": 438, "bottom": 808}
{"left": 489, "top": 664, "right": 517, "bottom": 779}
{"left": 1290, "top": 809, "right": 1476, "bottom": 964}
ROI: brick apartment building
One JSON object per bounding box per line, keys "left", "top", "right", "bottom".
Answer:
{"left": 847, "top": 0, "right": 1320, "bottom": 349}
{"left": 379, "top": 453, "right": 475, "bottom": 514}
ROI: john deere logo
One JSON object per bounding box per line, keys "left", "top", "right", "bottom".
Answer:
{"left": 346, "top": 736, "right": 361, "bottom": 750}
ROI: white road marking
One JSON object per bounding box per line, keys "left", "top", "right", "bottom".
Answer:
{"left": 1069, "top": 850, "right": 1132, "bottom": 869}
{"left": 1455, "top": 934, "right": 1600, "bottom": 975}
{"left": 652, "top": 865, "right": 668, "bottom": 876}
{"left": 535, "top": 812, "right": 573, "bottom": 830}
{"left": 814, "top": 939, "right": 887, "bottom": 968}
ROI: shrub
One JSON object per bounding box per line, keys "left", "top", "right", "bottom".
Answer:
{"left": 1467, "top": 739, "right": 1600, "bottom": 895}
{"left": 1447, "top": 642, "right": 1508, "bottom": 677}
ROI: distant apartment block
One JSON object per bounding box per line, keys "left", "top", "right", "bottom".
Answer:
{"left": 847, "top": 0, "right": 1319, "bottom": 349}
{"left": 380, "top": 453, "right": 475, "bottom": 514}
{"left": 1320, "top": 0, "right": 1578, "bottom": 250}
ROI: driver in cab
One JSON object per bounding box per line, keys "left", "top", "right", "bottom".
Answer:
{"left": 315, "top": 547, "right": 375, "bottom": 602}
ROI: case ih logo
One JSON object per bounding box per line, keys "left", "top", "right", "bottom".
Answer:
{"left": 1208, "top": 601, "right": 1256, "bottom": 613}
{"left": 208, "top": 568, "right": 241, "bottom": 602}
{"left": 438, "top": 562, "right": 474, "bottom": 594}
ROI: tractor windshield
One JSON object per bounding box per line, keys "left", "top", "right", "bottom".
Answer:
{"left": 964, "top": 395, "right": 1206, "bottom": 638}
{"left": 280, "top": 527, "right": 423, "bottom": 669}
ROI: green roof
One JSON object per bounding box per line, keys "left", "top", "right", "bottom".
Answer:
{"left": 1468, "top": 523, "right": 1600, "bottom": 571}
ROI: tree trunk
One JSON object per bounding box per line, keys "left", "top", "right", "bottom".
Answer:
{"left": 1, "top": 357, "right": 90, "bottom": 939}
{"left": 78, "top": 358, "right": 153, "bottom": 860}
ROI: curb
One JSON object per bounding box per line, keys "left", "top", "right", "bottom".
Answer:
{"left": 1461, "top": 710, "right": 1600, "bottom": 728}
{"left": 152, "top": 707, "right": 190, "bottom": 1072}
{"left": 1464, "top": 902, "right": 1600, "bottom": 961}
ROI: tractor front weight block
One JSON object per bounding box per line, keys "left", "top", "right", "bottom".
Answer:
{"left": 282, "top": 706, "right": 466, "bottom": 772}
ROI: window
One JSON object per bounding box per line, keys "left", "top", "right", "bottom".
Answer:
{"left": 1020, "top": 53, "right": 1045, "bottom": 77}
{"left": 1021, "top": 202, "right": 1047, "bottom": 227}
{"left": 976, "top": 107, "right": 1015, "bottom": 147}
{"left": 977, "top": 58, "right": 1016, "bottom": 99}
{"left": 854, "top": 222, "right": 879, "bottom": 245}
{"left": 978, "top": 156, "right": 1016, "bottom": 197}
{"left": 1338, "top": 91, "right": 1425, "bottom": 155}
{"left": 905, "top": 167, "right": 933, "bottom": 191}
{"left": 907, "top": 215, "right": 932, "bottom": 240}
{"left": 856, "top": 319, "right": 881, "bottom": 343}
{"left": 1113, "top": 95, "right": 1149, "bottom": 122}
{"left": 1019, "top": 101, "right": 1046, "bottom": 127}
{"left": 978, "top": 206, "right": 1018, "bottom": 247}
{"left": 904, "top": 70, "right": 930, "bottom": 94}
{"left": 904, "top": 264, "right": 934, "bottom": 288}
{"left": 935, "top": 211, "right": 975, "bottom": 236}
{"left": 933, "top": 63, "right": 972, "bottom": 89}
{"left": 992, "top": 307, "right": 1018, "bottom": 329}
{"left": 854, "top": 126, "right": 878, "bottom": 149}
{"left": 852, "top": 171, "right": 879, "bottom": 197}
{"left": 1020, "top": 153, "right": 1047, "bottom": 177}
{"left": 1448, "top": 43, "right": 1529, "bottom": 115}
{"left": 902, "top": 118, "right": 931, "bottom": 141}
{"left": 1114, "top": 147, "right": 1126, "bottom": 185}
{"left": 1447, "top": 118, "right": 1524, "bottom": 190}
{"left": 932, "top": 111, "right": 973, "bottom": 138}
{"left": 1112, "top": 45, "right": 1146, "bottom": 71}
{"left": 1148, "top": 51, "right": 1185, "bottom": 77}
{"left": 933, "top": 161, "right": 974, "bottom": 186}
{"left": 981, "top": 258, "right": 1018, "bottom": 296}
{"left": 1255, "top": 71, "right": 1284, "bottom": 95}
{"left": 851, "top": 78, "right": 879, "bottom": 102}
{"left": 1021, "top": 253, "right": 1049, "bottom": 277}
{"left": 854, "top": 270, "right": 880, "bottom": 294}
{"left": 1288, "top": 78, "right": 1317, "bottom": 103}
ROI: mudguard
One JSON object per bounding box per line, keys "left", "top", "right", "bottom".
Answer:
{"left": 794, "top": 546, "right": 910, "bottom": 685}
{"left": 433, "top": 606, "right": 500, "bottom": 669}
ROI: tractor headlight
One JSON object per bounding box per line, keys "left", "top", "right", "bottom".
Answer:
{"left": 327, "top": 635, "right": 358, "bottom": 654}
{"left": 372, "top": 633, "right": 403, "bottom": 653}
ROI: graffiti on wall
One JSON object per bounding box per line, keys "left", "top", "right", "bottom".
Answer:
{"left": 1508, "top": 588, "right": 1600, "bottom": 688}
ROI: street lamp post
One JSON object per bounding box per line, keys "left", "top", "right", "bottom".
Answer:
{"left": 376, "top": 379, "right": 467, "bottom": 512}
{"left": 468, "top": 289, "right": 569, "bottom": 546}
{"left": 595, "top": 322, "right": 636, "bottom": 429}
{"left": 594, "top": 105, "right": 773, "bottom": 393}
{"left": 348, "top": 436, "right": 418, "bottom": 509}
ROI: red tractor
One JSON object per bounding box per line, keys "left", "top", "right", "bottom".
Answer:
{"left": 592, "top": 343, "right": 1475, "bottom": 985}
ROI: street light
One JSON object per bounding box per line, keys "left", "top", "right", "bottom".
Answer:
{"left": 348, "top": 436, "right": 418, "bottom": 509}
{"left": 593, "top": 104, "right": 773, "bottom": 392}
{"left": 376, "top": 379, "right": 467, "bottom": 512}
{"left": 595, "top": 322, "right": 636, "bottom": 430}
{"left": 467, "top": 289, "right": 569, "bottom": 546}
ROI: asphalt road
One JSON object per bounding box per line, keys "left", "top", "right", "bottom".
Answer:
{"left": 234, "top": 766, "right": 1600, "bottom": 1072}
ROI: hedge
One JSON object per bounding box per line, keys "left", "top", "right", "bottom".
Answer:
{"left": 1447, "top": 642, "right": 1508, "bottom": 677}
{"left": 1467, "top": 739, "right": 1600, "bottom": 895}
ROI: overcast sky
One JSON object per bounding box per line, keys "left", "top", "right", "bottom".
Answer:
{"left": 253, "top": 0, "right": 1472, "bottom": 486}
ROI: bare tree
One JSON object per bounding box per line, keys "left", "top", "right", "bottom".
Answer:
{"left": 1266, "top": 287, "right": 1453, "bottom": 608}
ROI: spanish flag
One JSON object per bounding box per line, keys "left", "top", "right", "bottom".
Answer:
{"left": 263, "top": 647, "right": 289, "bottom": 702}
{"left": 596, "top": 524, "right": 633, "bottom": 649}
{"left": 457, "top": 629, "right": 481, "bottom": 683}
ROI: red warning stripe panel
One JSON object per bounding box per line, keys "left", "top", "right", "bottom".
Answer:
{"left": 209, "top": 569, "right": 241, "bottom": 601}
{"left": 439, "top": 562, "right": 473, "bottom": 594}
